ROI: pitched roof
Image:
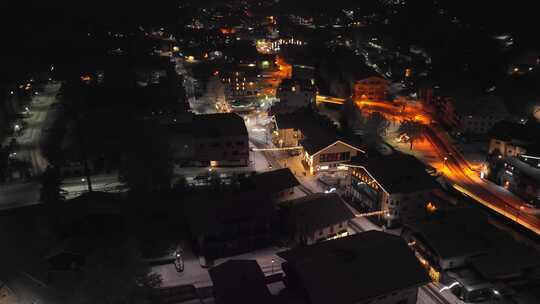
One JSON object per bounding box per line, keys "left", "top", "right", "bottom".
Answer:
{"left": 184, "top": 192, "right": 275, "bottom": 237}
{"left": 278, "top": 231, "right": 430, "bottom": 304}
{"left": 350, "top": 153, "right": 438, "bottom": 194}
{"left": 193, "top": 113, "right": 247, "bottom": 138}
{"left": 404, "top": 209, "right": 502, "bottom": 259}
{"left": 250, "top": 168, "right": 300, "bottom": 194}
{"left": 506, "top": 156, "right": 540, "bottom": 182}
{"left": 274, "top": 109, "right": 362, "bottom": 155}
{"left": 209, "top": 260, "right": 273, "bottom": 304}
{"left": 287, "top": 193, "right": 354, "bottom": 234}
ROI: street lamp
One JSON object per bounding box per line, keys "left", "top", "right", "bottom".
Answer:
{"left": 271, "top": 259, "right": 275, "bottom": 274}
{"left": 443, "top": 157, "right": 448, "bottom": 168}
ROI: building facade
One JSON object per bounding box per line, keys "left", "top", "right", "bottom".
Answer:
{"left": 354, "top": 76, "right": 389, "bottom": 102}
{"left": 222, "top": 70, "right": 261, "bottom": 98}
{"left": 276, "top": 79, "right": 315, "bottom": 111}
{"left": 303, "top": 140, "right": 364, "bottom": 175}
{"left": 348, "top": 154, "right": 438, "bottom": 228}
{"left": 283, "top": 193, "right": 353, "bottom": 245}
{"left": 498, "top": 154, "right": 540, "bottom": 208}
{"left": 170, "top": 113, "right": 249, "bottom": 167}
{"left": 278, "top": 231, "right": 430, "bottom": 304}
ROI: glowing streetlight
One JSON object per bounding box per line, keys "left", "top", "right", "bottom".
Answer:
{"left": 271, "top": 259, "right": 275, "bottom": 274}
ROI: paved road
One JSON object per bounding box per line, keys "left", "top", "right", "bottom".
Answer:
{"left": 424, "top": 126, "right": 540, "bottom": 235}
{"left": 16, "top": 83, "right": 59, "bottom": 175}
{"left": 0, "top": 83, "right": 59, "bottom": 210}
{"left": 357, "top": 98, "right": 540, "bottom": 235}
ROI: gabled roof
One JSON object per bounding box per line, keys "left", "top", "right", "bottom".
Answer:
{"left": 349, "top": 153, "right": 438, "bottom": 194}
{"left": 404, "top": 209, "right": 501, "bottom": 259}
{"left": 185, "top": 192, "right": 275, "bottom": 237}
{"left": 278, "top": 231, "right": 430, "bottom": 304}
{"left": 301, "top": 139, "right": 363, "bottom": 156}
{"left": 274, "top": 109, "right": 363, "bottom": 155}
{"left": 209, "top": 260, "right": 273, "bottom": 304}
{"left": 250, "top": 168, "right": 300, "bottom": 194}
{"left": 286, "top": 193, "right": 354, "bottom": 234}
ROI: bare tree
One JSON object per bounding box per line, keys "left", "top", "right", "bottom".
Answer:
{"left": 362, "top": 112, "right": 390, "bottom": 145}
{"left": 205, "top": 76, "right": 229, "bottom": 113}
{"left": 397, "top": 120, "right": 424, "bottom": 150}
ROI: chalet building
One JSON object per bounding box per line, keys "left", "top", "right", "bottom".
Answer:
{"left": 249, "top": 168, "right": 300, "bottom": 201}
{"left": 354, "top": 76, "right": 389, "bottom": 102}
{"left": 302, "top": 139, "right": 364, "bottom": 175}
{"left": 278, "top": 231, "right": 430, "bottom": 304}
{"left": 273, "top": 109, "right": 364, "bottom": 175}
{"left": 281, "top": 193, "right": 354, "bottom": 245}
{"left": 347, "top": 153, "right": 438, "bottom": 228}
{"left": 488, "top": 121, "right": 537, "bottom": 159}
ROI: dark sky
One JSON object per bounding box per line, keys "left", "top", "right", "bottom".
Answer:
{"left": 1, "top": 0, "right": 538, "bottom": 79}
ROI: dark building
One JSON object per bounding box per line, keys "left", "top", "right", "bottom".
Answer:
{"left": 402, "top": 208, "right": 540, "bottom": 302}
{"left": 185, "top": 192, "right": 276, "bottom": 264}
{"left": 281, "top": 193, "right": 354, "bottom": 245}
{"left": 209, "top": 260, "right": 273, "bottom": 304}
{"left": 192, "top": 113, "right": 249, "bottom": 167}
{"left": 488, "top": 121, "right": 537, "bottom": 159}
{"left": 249, "top": 168, "right": 300, "bottom": 201}
{"left": 170, "top": 113, "right": 249, "bottom": 167}
{"left": 274, "top": 79, "right": 316, "bottom": 113}
{"left": 292, "top": 64, "right": 316, "bottom": 82}
{"left": 278, "top": 231, "right": 430, "bottom": 304}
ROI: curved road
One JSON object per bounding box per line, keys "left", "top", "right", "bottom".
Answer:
{"left": 424, "top": 126, "right": 540, "bottom": 235}
{"left": 0, "top": 83, "right": 59, "bottom": 210}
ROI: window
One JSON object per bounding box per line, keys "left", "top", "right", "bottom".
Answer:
{"left": 340, "top": 151, "right": 350, "bottom": 160}
{"left": 320, "top": 153, "right": 339, "bottom": 162}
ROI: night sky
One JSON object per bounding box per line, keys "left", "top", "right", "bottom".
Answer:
{"left": 1, "top": 0, "right": 539, "bottom": 80}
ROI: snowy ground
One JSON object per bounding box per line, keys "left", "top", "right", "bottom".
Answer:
{"left": 151, "top": 245, "right": 286, "bottom": 289}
